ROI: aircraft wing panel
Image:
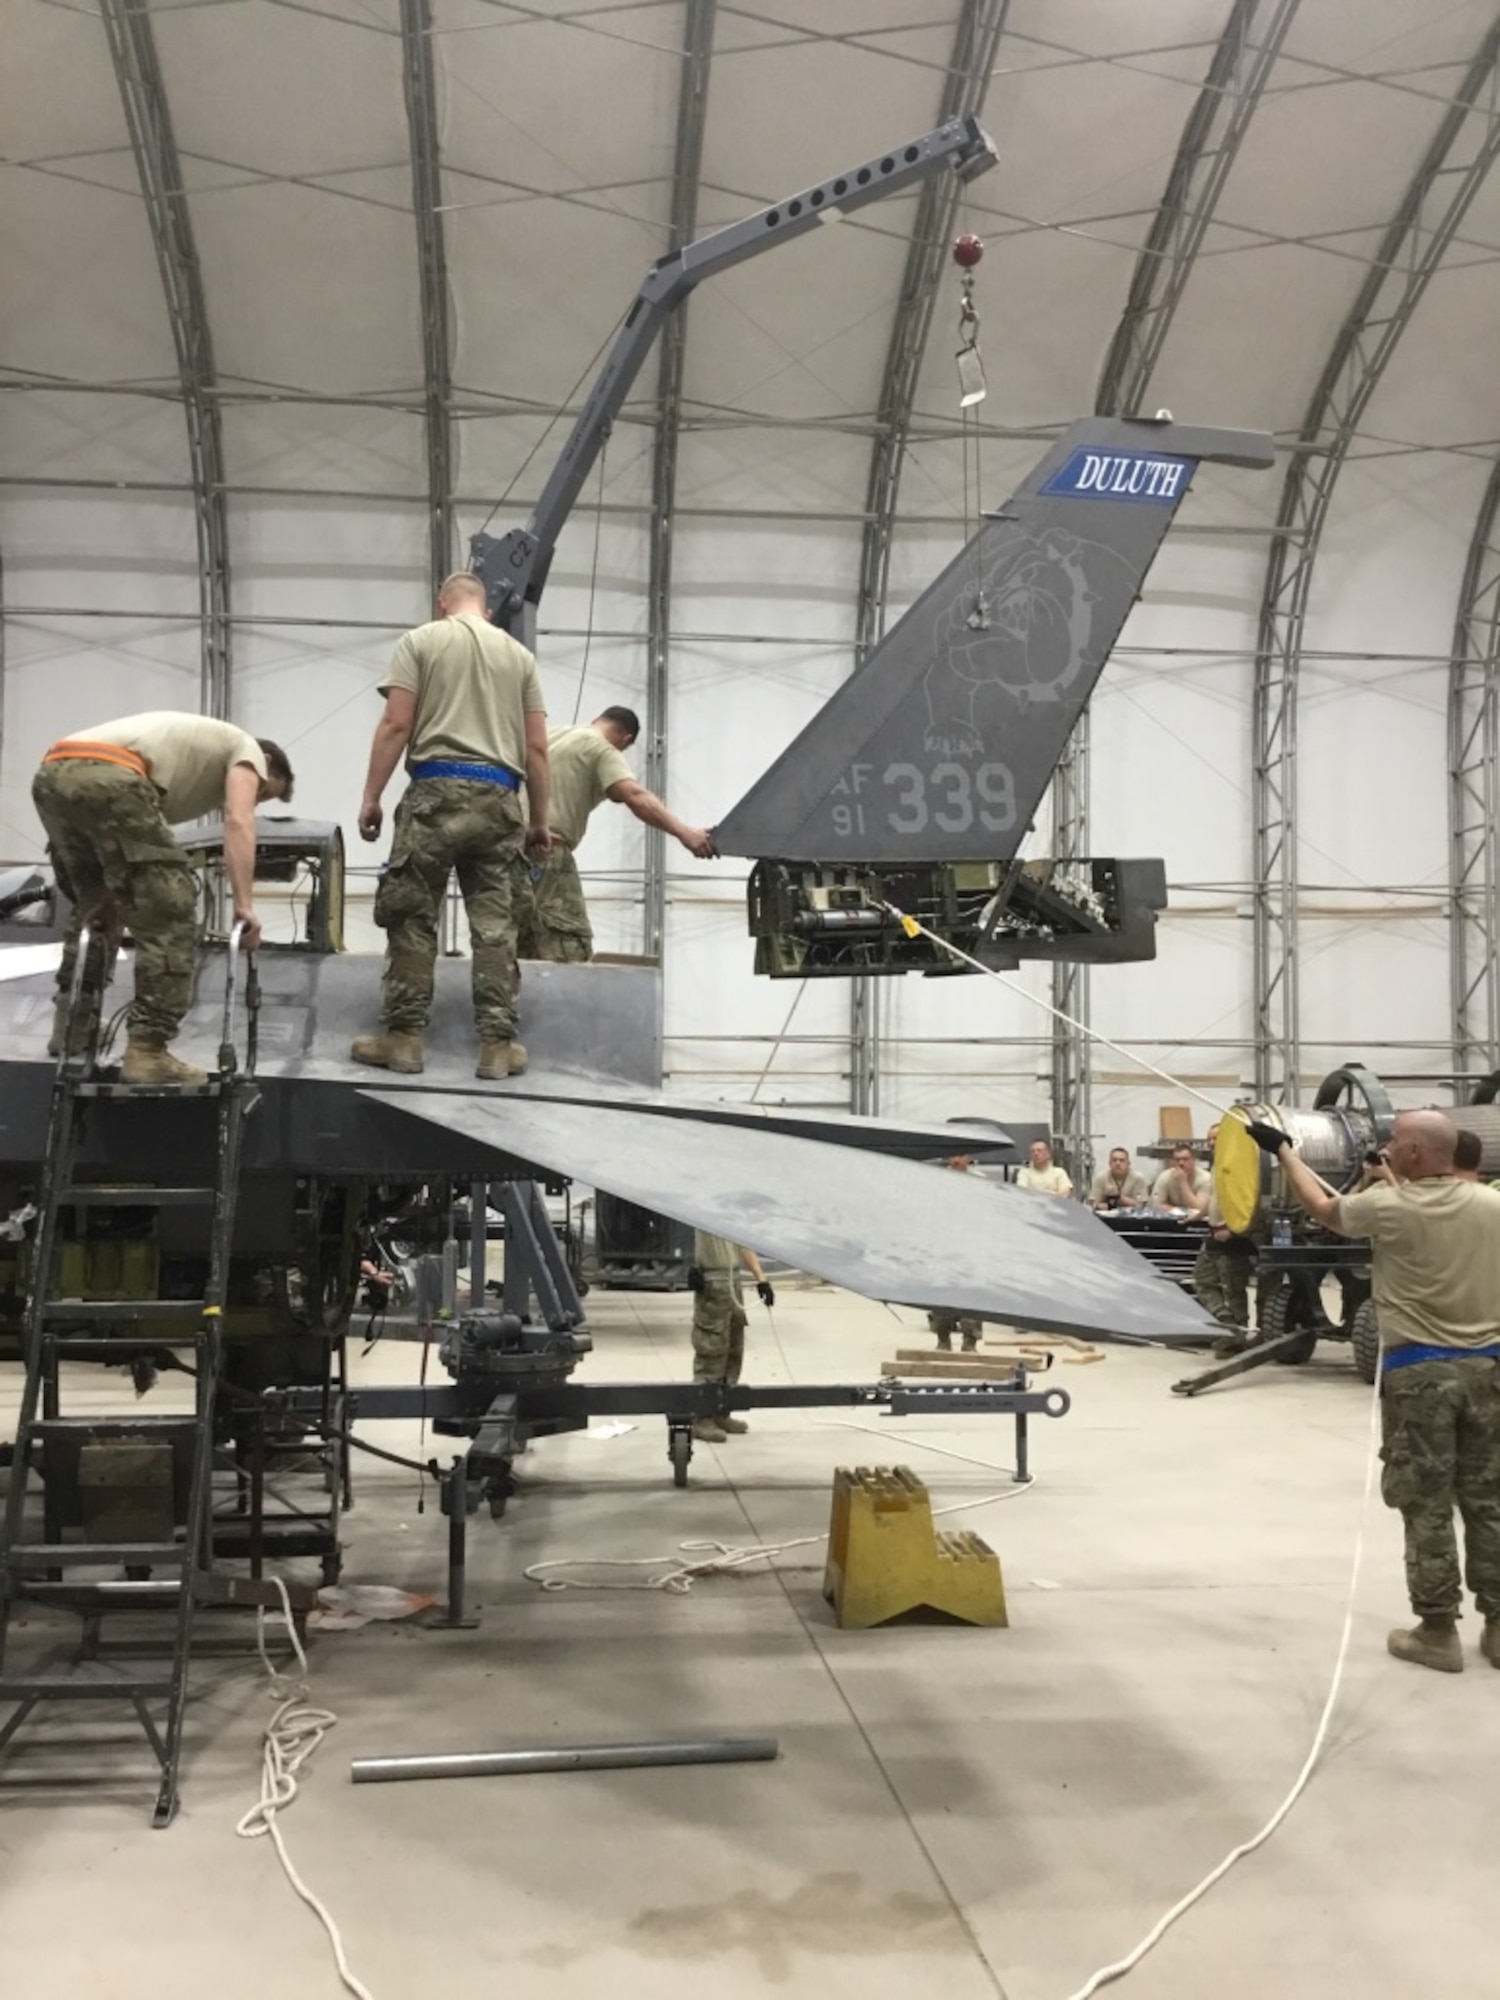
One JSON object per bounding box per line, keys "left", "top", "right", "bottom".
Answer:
{"left": 713, "top": 416, "right": 1275, "bottom": 863}
{"left": 363, "top": 1090, "right": 1214, "bottom": 1344}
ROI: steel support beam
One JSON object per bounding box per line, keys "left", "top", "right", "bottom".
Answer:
{"left": 99, "top": 0, "right": 230, "bottom": 718}
{"left": 1449, "top": 459, "right": 1500, "bottom": 1078}
{"left": 400, "top": 0, "right": 454, "bottom": 596}
{"left": 848, "top": 0, "right": 1009, "bottom": 1112}
{"left": 1253, "top": 20, "right": 1500, "bottom": 1103}
{"left": 1062, "top": 0, "right": 1294, "bottom": 1157}
{"left": 642, "top": 0, "right": 715, "bottom": 959}
{"left": 1095, "top": 0, "right": 1300, "bottom": 420}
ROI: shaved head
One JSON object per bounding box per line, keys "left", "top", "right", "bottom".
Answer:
{"left": 1387, "top": 1108, "right": 1458, "bottom": 1178}
{"left": 437, "top": 570, "right": 487, "bottom": 613}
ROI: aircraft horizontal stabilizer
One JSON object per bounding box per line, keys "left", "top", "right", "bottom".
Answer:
{"left": 713, "top": 417, "right": 1274, "bottom": 863}
{"left": 363, "top": 1090, "right": 1214, "bottom": 1344}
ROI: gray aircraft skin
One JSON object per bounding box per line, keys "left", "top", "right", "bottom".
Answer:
{"left": 0, "top": 415, "right": 1279, "bottom": 1348}
{"left": 714, "top": 416, "right": 1274, "bottom": 863}
{"left": 0, "top": 952, "right": 1212, "bottom": 1344}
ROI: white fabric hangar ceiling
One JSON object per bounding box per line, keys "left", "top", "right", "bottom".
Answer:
{"left": 4, "top": 0, "right": 1500, "bottom": 1159}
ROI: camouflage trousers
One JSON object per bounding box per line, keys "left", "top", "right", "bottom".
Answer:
{"left": 693, "top": 1280, "right": 747, "bottom": 1402}
{"left": 928, "top": 1309, "right": 981, "bottom": 1346}
{"left": 375, "top": 779, "right": 524, "bottom": 1040}
{"left": 1380, "top": 1358, "right": 1500, "bottom": 1619}
{"left": 1193, "top": 1239, "right": 1251, "bottom": 1328}
{"left": 32, "top": 760, "right": 198, "bottom": 1043}
{"left": 513, "top": 843, "right": 592, "bottom": 963}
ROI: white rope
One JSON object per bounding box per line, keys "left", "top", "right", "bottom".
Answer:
{"left": 523, "top": 1426, "right": 1035, "bottom": 1595}
{"left": 235, "top": 1577, "right": 375, "bottom": 2000}
{"left": 882, "top": 902, "right": 1232, "bottom": 1118}
{"left": 1061, "top": 1353, "right": 1385, "bottom": 1998}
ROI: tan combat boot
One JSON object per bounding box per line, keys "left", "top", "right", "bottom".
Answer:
{"left": 1387, "top": 1617, "right": 1464, "bottom": 1673}
{"left": 1480, "top": 1620, "right": 1500, "bottom": 1667}
{"left": 718, "top": 1413, "right": 749, "bottom": 1435}
{"left": 120, "top": 1034, "right": 208, "bottom": 1088}
{"left": 692, "top": 1417, "right": 728, "bottom": 1444}
{"left": 476, "top": 1039, "right": 526, "bottom": 1080}
{"left": 350, "top": 1031, "right": 425, "bottom": 1075}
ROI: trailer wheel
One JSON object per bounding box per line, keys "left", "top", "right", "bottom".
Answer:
{"left": 1262, "top": 1285, "right": 1319, "bottom": 1366}
{"left": 1351, "top": 1299, "right": 1380, "bottom": 1385}
{"left": 669, "top": 1428, "right": 691, "bottom": 1489}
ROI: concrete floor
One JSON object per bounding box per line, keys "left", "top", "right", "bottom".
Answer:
{"left": 1, "top": 1283, "right": 1496, "bottom": 2000}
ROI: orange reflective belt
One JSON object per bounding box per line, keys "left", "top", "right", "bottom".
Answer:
{"left": 42, "top": 740, "right": 150, "bottom": 780}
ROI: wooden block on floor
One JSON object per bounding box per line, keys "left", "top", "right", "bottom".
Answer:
{"left": 883, "top": 1355, "right": 1028, "bottom": 1380}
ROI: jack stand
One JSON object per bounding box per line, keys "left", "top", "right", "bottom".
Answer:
{"left": 424, "top": 1456, "right": 481, "bottom": 1629}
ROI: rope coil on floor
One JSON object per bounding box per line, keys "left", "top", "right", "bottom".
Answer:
{"left": 522, "top": 1426, "right": 1035, "bottom": 1594}
{"left": 235, "top": 1577, "right": 375, "bottom": 2000}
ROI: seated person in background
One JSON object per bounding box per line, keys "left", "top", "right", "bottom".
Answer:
{"left": 1016, "top": 1137, "right": 1073, "bottom": 1198}
{"left": 1454, "top": 1128, "right": 1483, "bottom": 1182}
{"left": 1151, "top": 1143, "right": 1212, "bottom": 1215}
{"left": 1090, "top": 1146, "right": 1150, "bottom": 1210}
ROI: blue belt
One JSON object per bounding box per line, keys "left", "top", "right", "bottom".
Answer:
{"left": 409, "top": 759, "right": 520, "bottom": 790}
{"left": 1382, "top": 1342, "right": 1500, "bottom": 1373}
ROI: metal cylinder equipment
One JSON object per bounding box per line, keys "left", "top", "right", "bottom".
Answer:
{"left": 1213, "top": 1061, "right": 1500, "bottom": 1235}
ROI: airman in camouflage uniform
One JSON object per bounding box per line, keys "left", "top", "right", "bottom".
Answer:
{"left": 690, "top": 1228, "right": 771, "bottom": 1444}
{"left": 1381, "top": 1359, "right": 1500, "bottom": 1637}
{"left": 351, "top": 572, "right": 551, "bottom": 1082}
{"left": 516, "top": 845, "right": 591, "bottom": 963}
{"left": 927, "top": 1310, "right": 981, "bottom": 1353}
{"left": 374, "top": 779, "right": 525, "bottom": 1042}
{"left": 514, "top": 710, "right": 716, "bottom": 961}
{"left": 32, "top": 714, "right": 292, "bottom": 1086}
{"left": 924, "top": 1155, "right": 984, "bottom": 1351}
{"left": 1250, "top": 1105, "right": 1500, "bottom": 1671}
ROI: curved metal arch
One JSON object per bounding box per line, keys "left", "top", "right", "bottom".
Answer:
{"left": 99, "top": 0, "right": 230, "bottom": 718}
{"left": 1094, "top": 0, "right": 1300, "bottom": 421}
{"left": 848, "top": 0, "right": 1010, "bottom": 1114}
{"left": 1448, "top": 458, "right": 1500, "bottom": 1077}
{"left": 1054, "top": 0, "right": 1295, "bottom": 1174}
{"left": 642, "top": 0, "right": 716, "bottom": 961}
{"left": 1252, "top": 18, "right": 1500, "bottom": 1103}
{"left": 400, "top": 0, "right": 454, "bottom": 597}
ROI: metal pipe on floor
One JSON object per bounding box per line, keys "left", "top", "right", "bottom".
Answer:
{"left": 350, "top": 1736, "right": 779, "bottom": 1785}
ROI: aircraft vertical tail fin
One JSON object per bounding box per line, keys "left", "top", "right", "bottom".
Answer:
{"left": 712, "top": 417, "right": 1274, "bottom": 864}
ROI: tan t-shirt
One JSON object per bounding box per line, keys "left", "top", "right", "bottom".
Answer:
{"left": 1089, "top": 1169, "right": 1149, "bottom": 1205}
{"left": 71, "top": 712, "right": 267, "bottom": 824}
{"left": 1330, "top": 1177, "right": 1500, "bottom": 1349}
{"left": 381, "top": 613, "right": 545, "bottom": 773}
{"left": 1017, "top": 1164, "right": 1073, "bottom": 1196}
{"left": 694, "top": 1229, "right": 744, "bottom": 1295}
{"left": 546, "top": 725, "right": 633, "bottom": 846}
{"left": 1151, "top": 1164, "right": 1212, "bottom": 1207}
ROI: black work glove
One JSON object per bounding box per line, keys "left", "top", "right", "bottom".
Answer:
{"left": 687, "top": 1265, "right": 704, "bottom": 1293}
{"left": 1243, "top": 1120, "right": 1290, "bottom": 1157}
{"left": 756, "top": 1281, "right": 775, "bottom": 1309}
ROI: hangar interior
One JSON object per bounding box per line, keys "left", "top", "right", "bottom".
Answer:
{"left": 3, "top": 3, "right": 1500, "bottom": 1997}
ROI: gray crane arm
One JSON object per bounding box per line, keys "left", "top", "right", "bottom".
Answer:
{"left": 468, "top": 116, "right": 998, "bottom": 640}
